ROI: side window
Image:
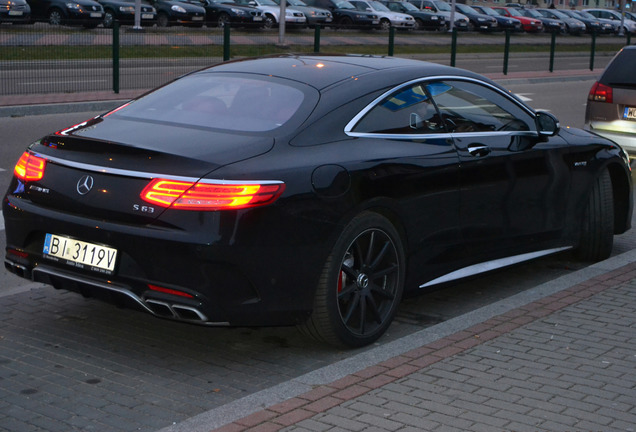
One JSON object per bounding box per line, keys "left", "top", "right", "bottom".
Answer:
{"left": 352, "top": 83, "right": 446, "bottom": 134}
{"left": 427, "top": 80, "right": 534, "bottom": 133}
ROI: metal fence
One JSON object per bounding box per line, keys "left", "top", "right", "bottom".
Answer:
{"left": 0, "top": 22, "right": 632, "bottom": 97}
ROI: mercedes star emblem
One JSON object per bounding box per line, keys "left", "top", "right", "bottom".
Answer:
{"left": 76, "top": 175, "right": 94, "bottom": 195}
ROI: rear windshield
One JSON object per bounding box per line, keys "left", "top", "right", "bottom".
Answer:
{"left": 601, "top": 48, "right": 636, "bottom": 86}
{"left": 112, "top": 74, "right": 307, "bottom": 132}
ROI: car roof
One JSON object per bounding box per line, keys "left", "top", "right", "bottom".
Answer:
{"left": 195, "top": 54, "right": 483, "bottom": 91}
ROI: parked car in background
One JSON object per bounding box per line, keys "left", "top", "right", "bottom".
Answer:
{"left": 97, "top": 0, "right": 156, "bottom": 27}
{"left": 561, "top": 9, "right": 612, "bottom": 34}
{"left": 585, "top": 45, "right": 636, "bottom": 161}
{"left": 304, "top": 0, "right": 379, "bottom": 29}
{"left": 472, "top": 5, "right": 521, "bottom": 32}
{"left": 453, "top": 2, "right": 497, "bottom": 31}
{"left": 584, "top": 8, "right": 636, "bottom": 34}
{"left": 349, "top": 0, "right": 414, "bottom": 30}
{"left": 4, "top": 55, "right": 632, "bottom": 348}
{"left": 148, "top": 0, "right": 205, "bottom": 26}
{"left": 519, "top": 7, "right": 563, "bottom": 33}
{"left": 0, "top": 0, "right": 31, "bottom": 23}
{"left": 193, "top": 0, "right": 263, "bottom": 28}
{"left": 26, "top": 0, "right": 104, "bottom": 27}
{"left": 379, "top": 0, "right": 446, "bottom": 31}
{"left": 492, "top": 6, "right": 542, "bottom": 32}
{"left": 273, "top": 0, "right": 331, "bottom": 28}
{"left": 407, "top": 0, "right": 469, "bottom": 30}
{"left": 536, "top": 8, "right": 585, "bottom": 35}
{"left": 233, "top": 0, "right": 305, "bottom": 28}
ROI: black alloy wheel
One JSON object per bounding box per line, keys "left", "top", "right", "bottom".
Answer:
{"left": 300, "top": 212, "right": 405, "bottom": 347}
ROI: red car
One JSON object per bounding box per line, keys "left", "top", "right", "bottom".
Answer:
{"left": 492, "top": 6, "right": 543, "bottom": 32}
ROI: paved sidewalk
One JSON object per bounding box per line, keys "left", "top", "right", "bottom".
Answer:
{"left": 161, "top": 249, "right": 636, "bottom": 432}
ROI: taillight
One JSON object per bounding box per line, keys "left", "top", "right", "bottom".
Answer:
{"left": 588, "top": 82, "right": 613, "bottom": 103}
{"left": 140, "top": 179, "right": 285, "bottom": 211}
{"left": 14, "top": 152, "right": 46, "bottom": 182}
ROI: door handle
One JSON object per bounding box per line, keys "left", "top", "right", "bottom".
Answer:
{"left": 467, "top": 144, "right": 491, "bottom": 157}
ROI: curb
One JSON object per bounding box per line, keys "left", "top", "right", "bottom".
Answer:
{"left": 155, "top": 247, "right": 636, "bottom": 432}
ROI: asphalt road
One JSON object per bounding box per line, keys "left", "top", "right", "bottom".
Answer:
{"left": 1, "top": 77, "right": 635, "bottom": 432}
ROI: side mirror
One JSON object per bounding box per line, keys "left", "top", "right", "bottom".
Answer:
{"left": 536, "top": 111, "right": 560, "bottom": 137}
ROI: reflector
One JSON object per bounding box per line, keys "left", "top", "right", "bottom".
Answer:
{"left": 147, "top": 284, "right": 194, "bottom": 298}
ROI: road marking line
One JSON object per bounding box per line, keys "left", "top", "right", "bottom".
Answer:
{"left": 514, "top": 93, "right": 533, "bottom": 102}
{"left": 0, "top": 211, "right": 4, "bottom": 231}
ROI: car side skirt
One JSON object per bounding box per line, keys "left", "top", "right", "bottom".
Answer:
{"left": 419, "top": 246, "right": 572, "bottom": 289}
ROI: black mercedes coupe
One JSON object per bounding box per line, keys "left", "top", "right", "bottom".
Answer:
{"left": 3, "top": 55, "right": 632, "bottom": 347}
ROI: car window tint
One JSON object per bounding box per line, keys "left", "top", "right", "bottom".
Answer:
{"left": 427, "top": 80, "right": 533, "bottom": 133}
{"left": 352, "top": 83, "right": 446, "bottom": 134}
{"left": 113, "top": 75, "right": 305, "bottom": 132}
{"left": 601, "top": 49, "right": 636, "bottom": 86}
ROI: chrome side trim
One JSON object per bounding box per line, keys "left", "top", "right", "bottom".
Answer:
{"left": 344, "top": 75, "right": 537, "bottom": 137}
{"left": 29, "top": 152, "right": 283, "bottom": 185}
{"left": 419, "top": 247, "right": 572, "bottom": 289}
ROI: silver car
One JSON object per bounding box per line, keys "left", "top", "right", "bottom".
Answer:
{"left": 585, "top": 46, "right": 636, "bottom": 160}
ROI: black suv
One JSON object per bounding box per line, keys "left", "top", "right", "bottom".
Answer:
{"left": 26, "top": 0, "right": 104, "bottom": 27}
{"left": 97, "top": 0, "right": 156, "bottom": 27}
{"left": 304, "top": 0, "right": 378, "bottom": 29}
{"left": 147, "top": 0, "right": 205, "bottom": 26}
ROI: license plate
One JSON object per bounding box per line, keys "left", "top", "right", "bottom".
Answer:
{"left": 43, "top": 234, "right": 117, "bottom": 273}
{"left": 192, "top": 16, "right": 203, "bottom": 20}
{"left": 624, "top": 106, "right": 636, "bottom": 120}
{"left": 326, "top": 18, "right": 332, "bottom": 22}
{"left": 254, "top": 16, "right": 262, "bottom": 21}
{"left": 9, "top": 10, "right": 23, "bottom": 15}
{"left": 90, "top": 12, "right": 102, "bottom": 17}
{"left": 141, "top": 13, "right": 153, "bottom": 19}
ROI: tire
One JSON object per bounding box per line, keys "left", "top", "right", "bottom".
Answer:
{"left": 379, "top": 18, "right": 391, "bottom": 31}
{"left": 299, "top": 212, "right": 405, "bottom": 348}
{"left": 413, "top": 18, "right": 424, "bottom": 31}
{"left": 262, "top": 14, "right": 275, "bottom": 29}
{"left": 157, "top": 12, "right": 169, "bottom": 27}
{"left": 574, "top": 168, "right": 614, "bottom": 262}
{"left": 217, "top": 12, "right": 230, "bottom": 28}
{"left": 103, "top": 10, "right": 115, "bottom": 28}
{"left": 338, "top": 15, "right": 353, "bottom": 29}
{"left": 48, "top": 8, "right": 63, "bottom": 26}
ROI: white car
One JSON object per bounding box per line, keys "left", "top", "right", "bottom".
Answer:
{"left": 349, "top": 0, "right": 414, "bottom": 30}
{"left": 584, "top": 8, "right": 636, "bottom": 34}
{"left": 235, "top": 0, "right": 306, "bottom": 28}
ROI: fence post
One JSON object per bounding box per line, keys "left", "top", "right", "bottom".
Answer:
{"left": 590, "top": 31, "right": 596, "bottom": 71}
{"left": 112, "top": 20, "right": 119, "bottom": 94}
{"left": 503, "top": 29, "right": 510, "bottom": 75}
{"left": 223, "top": 24, "right": 231, "bottom": 61}
{"left": 388, "top": 26, "right": 395, "bottom": 56}
{"left": 314, "top": 25, "right": 321, "bottom": 53}
{"left": 549, "top": 30, "right": 556, "bottom": 73}
{"left": 450, "top": 27, "right": 457, "bottom": 67}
